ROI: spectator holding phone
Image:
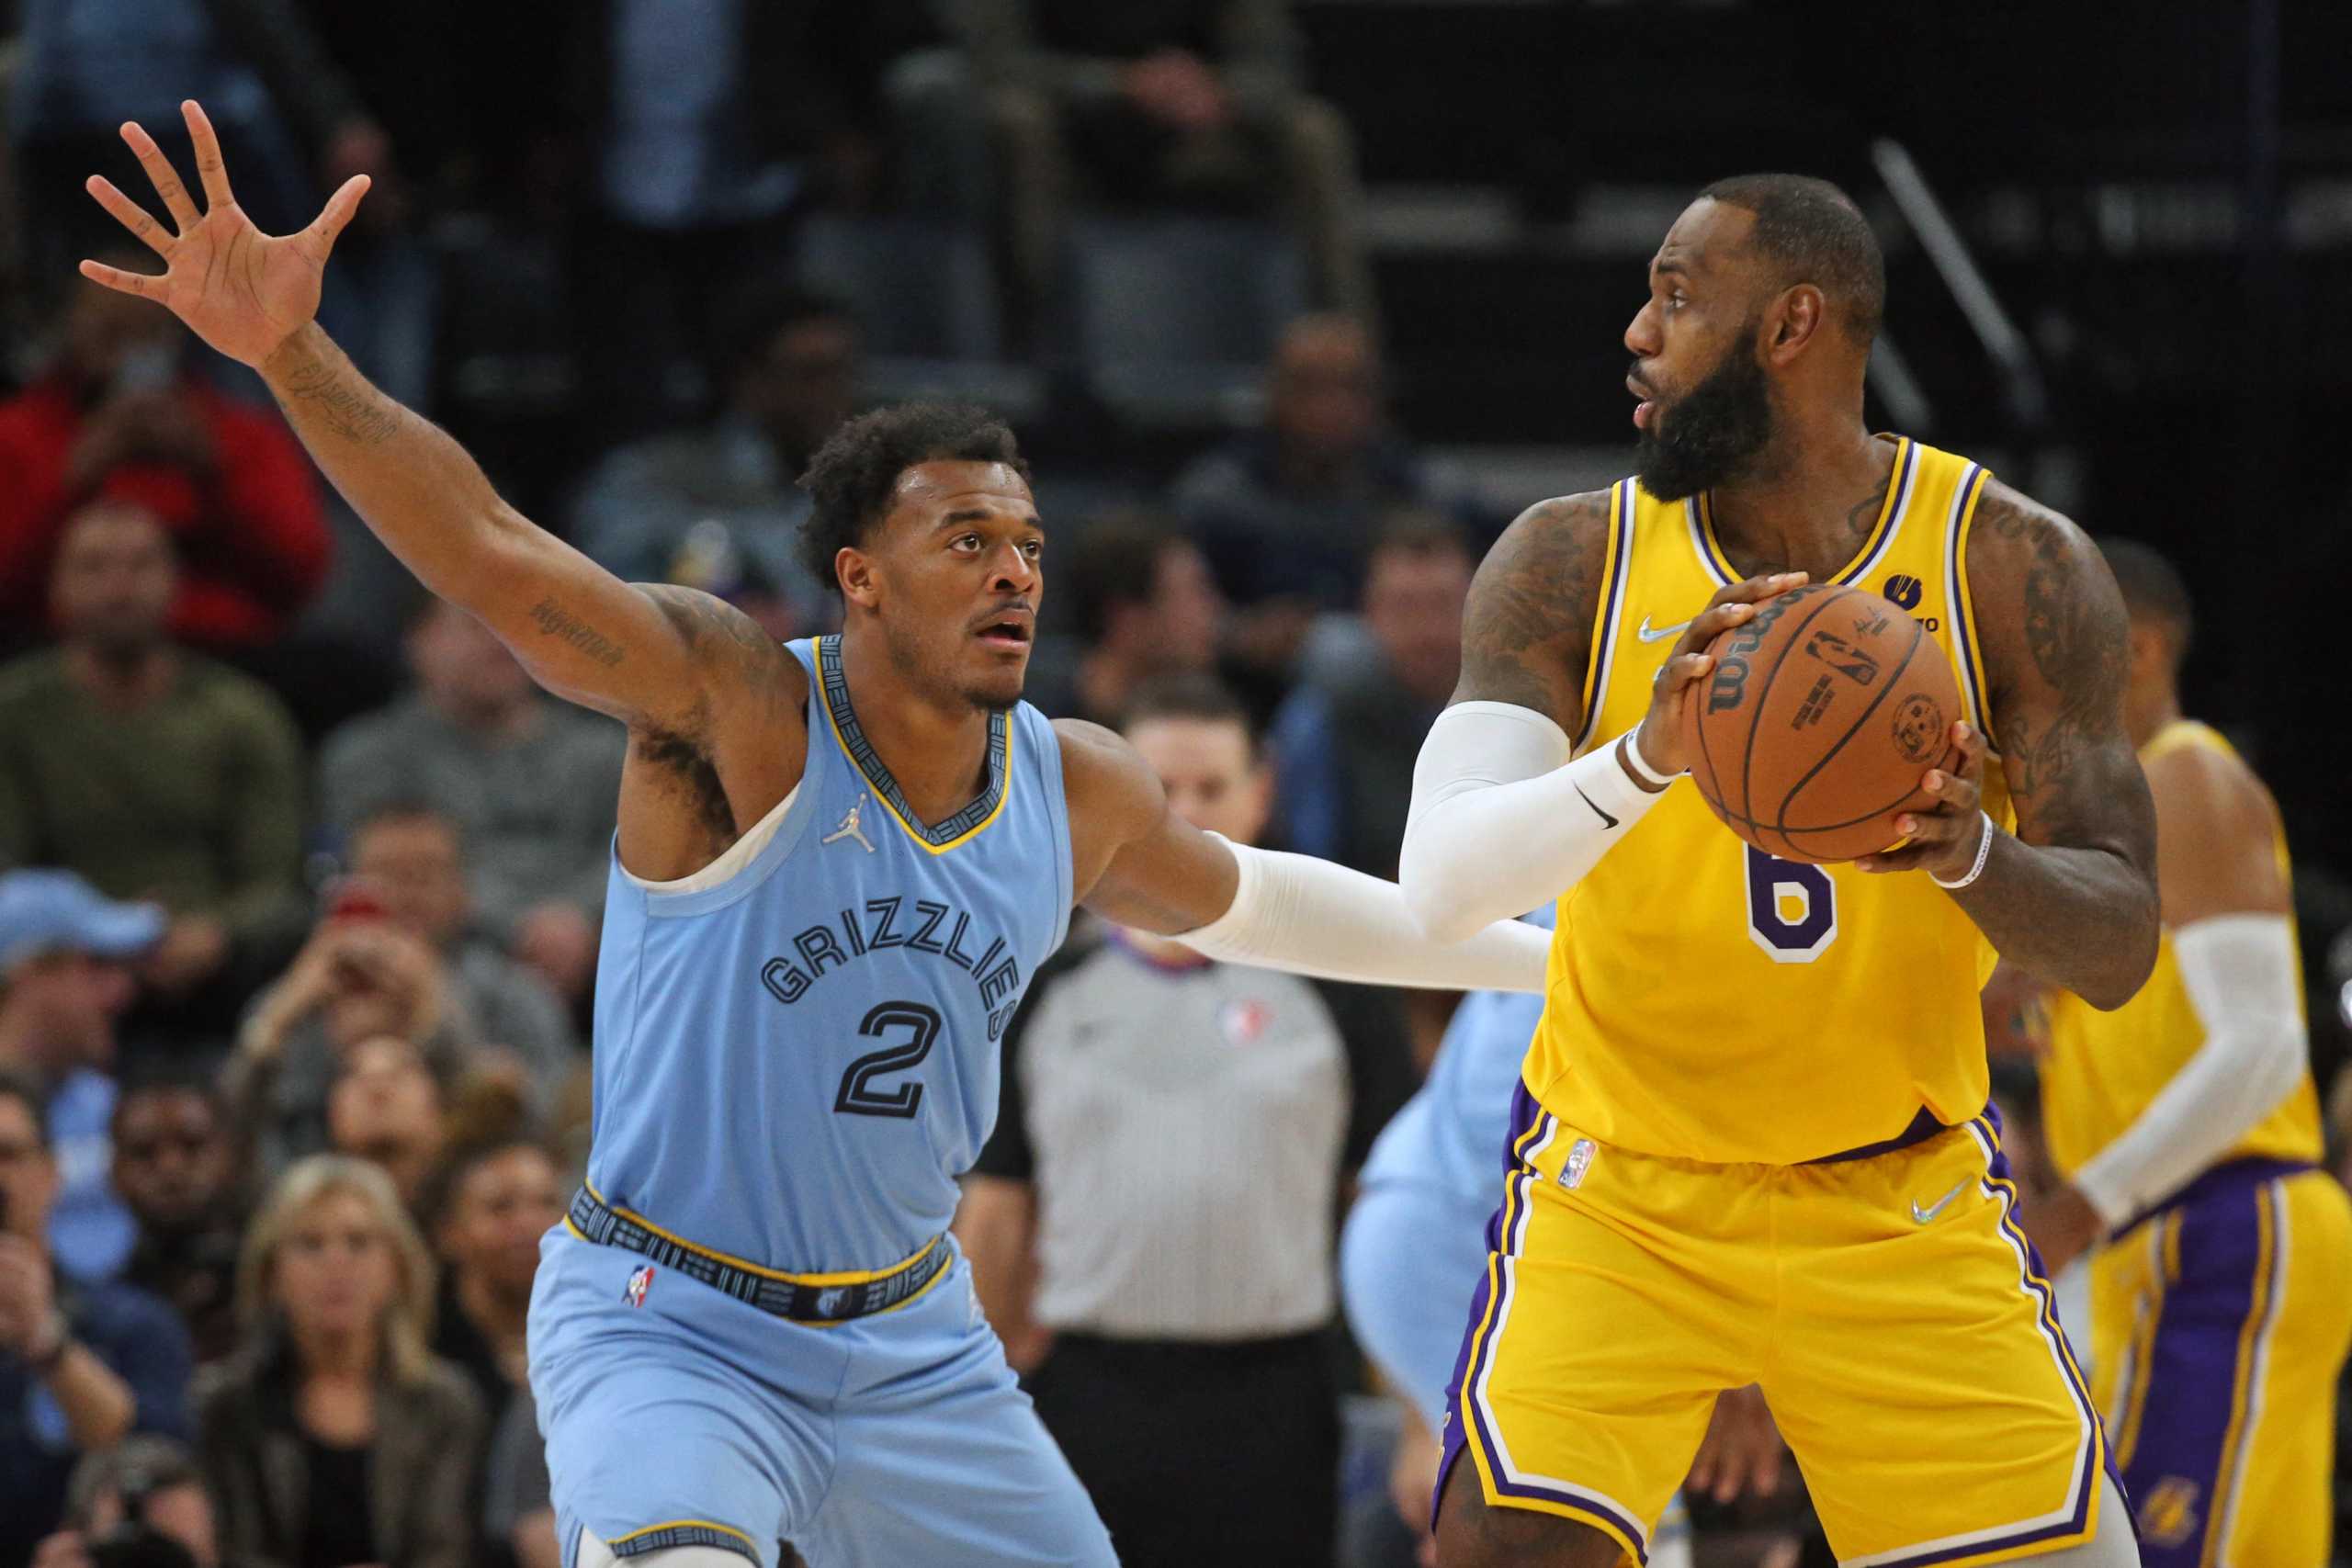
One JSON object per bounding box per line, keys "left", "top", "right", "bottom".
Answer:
{"left": 0, "top": 1071, "right": 193, "bottom": 1568}
{"left": 222, "top": 885, "right": 454, "bottom": 1182}
{"left": 0, "top": 252, "right": 329, "bottom": 652}
{"left": 29, "top": 1436, "right": 224, "bottom": 1568}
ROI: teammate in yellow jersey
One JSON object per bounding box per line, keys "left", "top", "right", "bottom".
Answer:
{"left": 2012, "top": 540, "right": 2352, "bottom": 1568}
{"left": 1396, "top": 175, "right": 2160, "bottom": 1568}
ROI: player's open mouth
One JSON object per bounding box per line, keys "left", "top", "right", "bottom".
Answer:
{"left": 1627, "top": 373, "right": 1657, "bottom": 430}
{"left": 974, "top": 613, "right": 1033, "bottom": 649}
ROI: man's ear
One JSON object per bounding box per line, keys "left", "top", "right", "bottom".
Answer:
{"left": 1765, "top": 284, "right": 1827, "bottom": 364}
{"left": 837, "top": 547, "right": 879, "bottom": 610}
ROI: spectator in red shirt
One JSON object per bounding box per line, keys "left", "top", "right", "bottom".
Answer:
{"left": 0, "top": 251, "right": 330, "bottom": 652}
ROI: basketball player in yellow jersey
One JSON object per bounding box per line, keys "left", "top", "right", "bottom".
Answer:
{"left": 2018, "top": 540, "right": 2352, "bottom": 1568}
{"left": 1397, "top": 175, "right": 2162, "bottom": 1568}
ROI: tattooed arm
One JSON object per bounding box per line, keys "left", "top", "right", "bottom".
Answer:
{"left": 257, "top": 325, "right": 765, "bottom": 728}
{"left": 1953, "top": 482, "right": 2159, "bottom": 1008}
{"left": 1447, "top": 491, "right": 1612, "bottom": 724}
{"left": 73, "top": 101, "right": 773, "bottom": 737}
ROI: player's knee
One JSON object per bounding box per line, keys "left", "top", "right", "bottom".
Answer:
{"left": 575, "top": 1532, "right": 762, "bottom": 1568}
{"left": 1432, "top": 1460, "right": 1623, "bottom": 1568}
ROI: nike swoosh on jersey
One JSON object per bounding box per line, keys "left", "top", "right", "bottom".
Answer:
{"left": 1574, "top": 784, "right": 1619, "bottom": 829}
{"left": 1634, "top": 616, "right": 1692, "bottom": 644}
{"left": 1909, "top": 1179, "right": 1971, "bottom": 1224}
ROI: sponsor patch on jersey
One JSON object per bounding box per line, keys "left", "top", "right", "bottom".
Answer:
{"left": 624, "top": 1264, "right": 655, "bottom": 1309}
{"left": 1883, "top": 572, "right": 1925, "bottom": 611}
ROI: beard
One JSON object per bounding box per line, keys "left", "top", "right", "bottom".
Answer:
{"left": 1634, "top": 333, "right": 1776, "bottom": 502}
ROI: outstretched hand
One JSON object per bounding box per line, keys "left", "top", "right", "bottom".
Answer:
{"left": 79, "top": 99, "right": 370, "bottom": 368}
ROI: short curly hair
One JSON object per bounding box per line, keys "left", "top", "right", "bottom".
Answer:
{"left": 797, "top": 403, "right": 1030, "bottom": 593}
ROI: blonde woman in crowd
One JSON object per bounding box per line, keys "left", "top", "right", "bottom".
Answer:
{"left": 194, "top": 1156, "right": 483, "bottom": 1568}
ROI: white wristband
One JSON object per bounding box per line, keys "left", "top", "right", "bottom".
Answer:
{"left": 1931, "top": 812, "right": 1997, "bottom": 890}
{"left": 1619, "top": 724, "right": 1682, "bottom": 789}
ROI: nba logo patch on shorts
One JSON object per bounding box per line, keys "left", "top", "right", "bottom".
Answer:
{"left": 1560, "top": 1138, "right": 1597, "bottom": 1190}
{"left": 624, "top": 1264, "right": 655, "bottom": 1308}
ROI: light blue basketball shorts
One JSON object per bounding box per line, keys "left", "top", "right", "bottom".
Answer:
{"left": 527, "top": 1226, "right": 1115, "bottom": 1568}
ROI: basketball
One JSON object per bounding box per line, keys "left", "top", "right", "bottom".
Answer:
{"left": 1679, "top": 582, "right": 1961, "bottom": 864}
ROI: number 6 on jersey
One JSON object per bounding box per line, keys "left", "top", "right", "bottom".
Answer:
{"left": 1745, "top": 847, "right": 1837, "bottom": 963}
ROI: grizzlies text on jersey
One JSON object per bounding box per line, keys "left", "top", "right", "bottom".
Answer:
{"left": 582, "top": 635, "right": 1073, "bottom": 1276}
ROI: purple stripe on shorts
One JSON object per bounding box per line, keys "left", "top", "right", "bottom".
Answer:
{"left": 2109, "top": 1171, "right": 2281, "bottom": 1567}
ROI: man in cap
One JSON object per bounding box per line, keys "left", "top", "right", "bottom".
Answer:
{"left": 0, "top": 871, "right": 164, "bottom": 1280}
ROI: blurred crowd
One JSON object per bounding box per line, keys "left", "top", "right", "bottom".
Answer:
{"left": 4, "top": 5, "right": 2352, "bottom": 1568}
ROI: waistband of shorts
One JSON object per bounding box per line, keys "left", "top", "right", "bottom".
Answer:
{"left": 1802, "top": 1102, "right": 1961, "bottom": 1165}
{"left": 563, "top": 1184, "right": 948, "bottom": 1325}
{"left": 2108, "top": 1156, "right": 2320, "bottom": 1242}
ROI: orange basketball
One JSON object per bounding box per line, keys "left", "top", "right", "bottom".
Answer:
{"left": 1678, "top": 581, "right": 1960, "bottom": 864}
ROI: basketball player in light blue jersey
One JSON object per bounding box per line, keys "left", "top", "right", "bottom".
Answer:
{"left": 80, "top": 104, "right": 1555, "bottom": 1568}
{"left": 1341, "top": 907, "right": 1784, "bottom": 1568}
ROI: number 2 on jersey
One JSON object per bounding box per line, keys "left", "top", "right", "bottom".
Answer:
{"left": 1745, "top": 847, "right": 1838, "bottom": 963}
{"left": 835, "top": 1001, "right": 941, "bottom": 1118}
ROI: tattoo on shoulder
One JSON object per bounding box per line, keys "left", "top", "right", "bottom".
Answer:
{"left": 1459, "top": 490, "right": 1611, "bottom": 713}
{"left": 1973, "top": 486, "right": 2129, "bottom": 811}
{"left": 527, "top": 596, "right": 627, "bottom": 668}
{"left": 639, "top": 585, "right": 781, "bottom": 666}
{"left": 275, "top": 359, "right": 402, "bottom": 446}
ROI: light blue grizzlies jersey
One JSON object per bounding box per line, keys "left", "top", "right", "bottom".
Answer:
{"left": 1358, "top": 908, "right": 1553, "bottom": 1207}
{"left": 584, "top": 636, "right": 1073, "bottom": 1273}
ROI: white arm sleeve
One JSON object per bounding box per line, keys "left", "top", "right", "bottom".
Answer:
{"left": 2073, "top": 914, "right": 2310, "bottom": 1228}
{"left": 1398, "top": 702, "right": 1671, "bottom": 943}
{"left": 1172, "top": 838, "right": 1551, "bottom": 993}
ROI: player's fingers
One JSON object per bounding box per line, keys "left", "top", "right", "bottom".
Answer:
{"left": 1856, "top": 842, "right": 1928, "bottom": 874}
{"left": 1709, "top": 570, "right": 1809, "bottom": 609}
{"left": 1921, "top": 767, "right": 1980, "bottom": 814}
{"left": 309, "top": 175, "right": 371, "bottom": 254}
{"left": 77, "top": 259, "right": 163, "bottom": 299}
{"left": 119, "top": 120, "right": 200, "bottom": 231}
{"left": 1949, "top": 720, "right": 1985, "bottom": 775}
{"left": 84, "top": 176, "right": 175, "bottom": 258}
{"left": 1654, "top": 650, "right": 1713, "bottom": 694}
{"left": 181, "top": 100, "right": 237, "bottom": 209}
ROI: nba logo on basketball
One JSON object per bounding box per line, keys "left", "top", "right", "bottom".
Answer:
{"left": 1882, "top": 573, "right": 1925, "bottom": 611}
{"left": 624, "top": 1265, "right": 655, "bottom": 1308}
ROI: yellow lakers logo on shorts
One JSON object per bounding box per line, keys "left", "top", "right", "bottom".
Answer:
{"left": 2136, "top": 1476, "right": 2201, "bottom": 1550}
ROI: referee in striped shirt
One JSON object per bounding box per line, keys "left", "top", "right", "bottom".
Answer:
{"left": 958, "top": 675, "right": 1415, "bottom": 1568}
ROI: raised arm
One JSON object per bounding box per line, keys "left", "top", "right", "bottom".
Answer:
{"left": 76, "top": 101, "right": 753, "bottom": 735}
{"left": 1056, "top": 719, "right": 1551, "bottom": 993}
{"left": 1396, "top": 490, "right": 1803, "bottom": 940}
{"left": 1864, "top": 483, "right": 2158, "bottom": 1009}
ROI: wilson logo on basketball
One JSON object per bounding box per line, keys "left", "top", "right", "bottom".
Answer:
{"left": 1883, "top": 574, "right": 1925, "bottom": 611}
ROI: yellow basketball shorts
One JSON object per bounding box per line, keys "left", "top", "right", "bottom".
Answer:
{"left": 1438, "top": 1088, "right": 2110, "bottom": 1566}
{"left": 2088, "top": 1160, "right": 2352, "bottom": 1568}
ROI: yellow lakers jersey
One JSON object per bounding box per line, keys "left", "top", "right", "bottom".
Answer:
{"left": 2041, "top": 720, "right": 2320, "bottom": 1179}
{"left": 1523, "top": 434, "right": 2015, "bottom": 1165}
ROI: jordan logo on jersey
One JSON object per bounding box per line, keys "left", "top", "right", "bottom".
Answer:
{"left": 823, "top": 792, "right": 877, "bottom": 853}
